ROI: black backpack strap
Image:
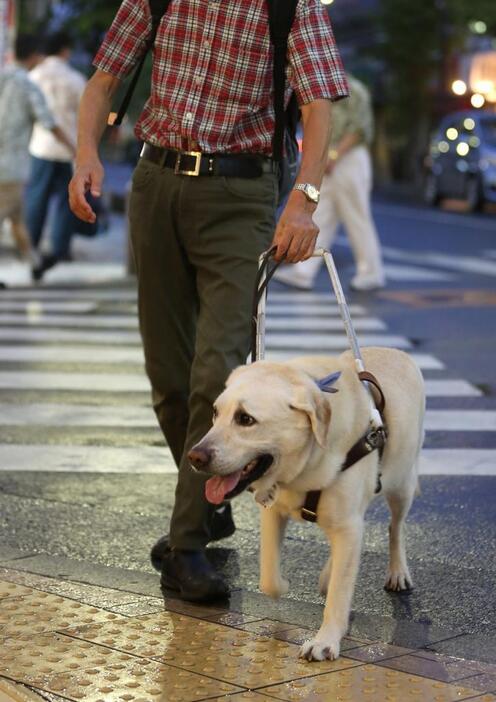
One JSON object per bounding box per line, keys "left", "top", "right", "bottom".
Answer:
{"left": 112, "top": 0, "right": 172, "bottom": 126}
{"left": 266, "top": 0, "right": 299, "bottom": 161}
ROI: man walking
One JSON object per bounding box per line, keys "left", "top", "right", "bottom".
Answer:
{"left": 275, "top": 74, "right": 386, "bottom": 291}
{"left": 69, "top": 0, "right": 348, "bottom": 602}
{"left": 0, "top": 35, "right": 72, "bottom": 268}
{"left": 26, "top": 31, "right": 85, "bottom": 281}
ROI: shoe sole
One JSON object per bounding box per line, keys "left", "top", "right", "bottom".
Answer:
{"left": 160, "top": 574, "right": 230, "bottom": 603}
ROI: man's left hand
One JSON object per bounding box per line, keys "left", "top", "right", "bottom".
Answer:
{"left": 271, "top": 193, "right": 319, "bottom": 263}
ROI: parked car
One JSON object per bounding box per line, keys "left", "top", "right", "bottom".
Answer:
{"left": 424, "top": 110, "right": 496, "bottom": 211}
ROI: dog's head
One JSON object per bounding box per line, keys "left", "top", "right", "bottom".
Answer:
{"left": 187, "top": 361, "right": 339, "bottom": 505}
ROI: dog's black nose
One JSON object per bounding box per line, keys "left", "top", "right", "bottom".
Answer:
{"left": 188, "top": 446, "right": 211, "bottom": 471}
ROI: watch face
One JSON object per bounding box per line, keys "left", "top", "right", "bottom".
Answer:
{"left": 307, "top": 185, "right": 319, "bottom": 202}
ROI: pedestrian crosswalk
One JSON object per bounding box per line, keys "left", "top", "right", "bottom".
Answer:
{"left": 0, "top": 282, "right": 494, "bottom": 476}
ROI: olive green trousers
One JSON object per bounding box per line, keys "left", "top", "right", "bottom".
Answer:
{"left": 129, "top": 158, "right": 277, "bottom": 549}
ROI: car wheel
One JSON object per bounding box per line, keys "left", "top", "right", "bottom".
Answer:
{"left": 466, "top": 176, "right": 483, "bottom": 212}
{"left": 424, "top": 172, "right": 440, "bottom": 206}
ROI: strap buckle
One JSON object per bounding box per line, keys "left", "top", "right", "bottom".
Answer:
{"left": 174, "top": 151, "right": 202, "bottom": 176}
{"left": 366, "top": 427, "right": 386, "bottom": 451}
{"left": 301, "top": 507, "right": 317, "bottom": 523}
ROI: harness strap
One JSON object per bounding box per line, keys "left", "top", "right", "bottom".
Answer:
{"left": 301, "top": 371, "right": 387, "bottom": 523}
{"left": 300, "top": 490, "right": 320, "bottom": 523}
{"left": 358, "top": 371, "right": 386, "bottom": 415}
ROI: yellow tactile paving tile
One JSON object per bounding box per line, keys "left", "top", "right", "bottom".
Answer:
{"left": 208, "top": 694, "right": 272, "bottom": 702}
{"left": 0, "top": 678, "right": 47, "bottom": 702}
{"left": 261, "top": 664, "right": 482, "bottom": 702}
{"left": 65, "top": 611, "right": 360, "bottom": 688}
{"left": 0, "top": 632, "right": 136, "bottom": 686}
{"left": 0, "top": 590, "right": 127, "bottom": 640}
{"left": 0, "top": 581, "right": 34, "bottom": 600}
{"left": 27, "top": 658, "right": 242, "bottom": 702}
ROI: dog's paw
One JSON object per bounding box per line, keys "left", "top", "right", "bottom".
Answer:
{"left": 254, "top": 484, "right": 279, "bottom": 508}
{"left": 260, "top": 576, "right": 289, "bottom": 599}
{"left": 299, "top": 637, "right": 340, "bottom": 662}
{"left": 384, "top": 568, "right": 413, "bottom": 592}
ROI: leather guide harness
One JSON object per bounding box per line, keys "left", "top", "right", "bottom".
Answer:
{"left": 300, "top": 370, "right": 387, "bottom": 524}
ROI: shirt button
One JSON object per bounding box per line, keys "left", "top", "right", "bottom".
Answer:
{"left": 185, "top": 112, "right": 193, "bottom": 121}
{"left": 203, "top": 40, "right": 210, "bottom": 49}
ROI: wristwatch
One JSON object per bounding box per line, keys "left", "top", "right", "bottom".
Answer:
{"left": 293, "top": 183, "right": 320, "bottom": 204}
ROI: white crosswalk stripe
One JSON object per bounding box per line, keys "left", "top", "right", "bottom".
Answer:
{"left": 0, "top": 285, "right": 492, "bottom": 477}
{"left": 1, "top": 404, "right": 493, "bottom": 430}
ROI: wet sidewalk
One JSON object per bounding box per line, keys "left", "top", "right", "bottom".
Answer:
{"left": 0, "top": 568, "right": 495, "bottom": 702}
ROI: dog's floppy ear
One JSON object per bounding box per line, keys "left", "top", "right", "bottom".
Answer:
{"left": 290, "top": 385, "right": 331, "bottom": 448}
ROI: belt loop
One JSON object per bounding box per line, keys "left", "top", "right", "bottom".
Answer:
{"left": 159, "top": 148, "right": 169, "bottom": 169}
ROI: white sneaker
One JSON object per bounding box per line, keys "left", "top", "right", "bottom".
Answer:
{"left": 273, "top": 266, "right": 314, "bottom": 291}
{"left": 350, "top": 273, "right": 386, "bottom": 292}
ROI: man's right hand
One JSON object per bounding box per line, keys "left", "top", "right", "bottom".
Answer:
{"left": 69, "top": 159, "right": 104, "bottom": 223}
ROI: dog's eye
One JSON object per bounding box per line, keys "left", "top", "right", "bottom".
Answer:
{"left": 235, "top": 411, "right": 257, "bottom": 427}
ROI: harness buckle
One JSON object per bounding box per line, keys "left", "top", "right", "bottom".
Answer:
{"left": 301, "top": 507, "right": 317, "bottom": 523}
{"left": 366, "top": 427, "right": 386, "bottom": 451}
{"left": 174, "top": 151, "right": 202, "bottom": 176}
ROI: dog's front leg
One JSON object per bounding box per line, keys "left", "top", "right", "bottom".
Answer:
{"left": 259, "top": 506, "right": 289, "bottom": 599}
{"left": 300, "top": 519, "right": 363, "bottom": 661}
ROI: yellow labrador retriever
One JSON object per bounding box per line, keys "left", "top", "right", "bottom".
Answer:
{"left": 188, "top": 347, "right": 425, "bottom": 661}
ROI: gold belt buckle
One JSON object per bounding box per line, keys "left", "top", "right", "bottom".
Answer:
{"left": 174, "top": 150, "right": 202, "bottom": 176}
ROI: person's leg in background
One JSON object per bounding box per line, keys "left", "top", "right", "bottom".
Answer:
{"left": 32, "top": 161, "right": 77, "bottom": 280}
{"left": 0, "top": 182, "right": 39, "bottom": 265}
{"left": 274, "top": 169, "right": 340, "bottom": 289}
{"left": 333, "top": 145, "right": 385, "bottom": 291}
{"left": 24, "top": 156, "right": 55, "bottom": 253}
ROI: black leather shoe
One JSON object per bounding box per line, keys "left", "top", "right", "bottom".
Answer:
{"left": 150, "top": 503, "right": 235, "bottom": 572}
{"left": 32, "top": 254, "right": 58, "bottom": 282}
{"left": 161, "top": 549, "right": 230, "bottom": 602}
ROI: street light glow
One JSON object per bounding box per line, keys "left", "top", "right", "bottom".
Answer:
{"left": 452, "top": 80, "right": 467, "bottom": 96}
{"left": 456, "top": 142, "right": 470, "bottom": 157}
{"left": 438, "top": 141, "right": 450, "bottom": 153}
{"left": 471, "top": 93, "right": 485, "bottom": 108}
{"left": 470, "top": 20, "right": 487, "bottom": 34}
{"left": 464, "top": 118, "right": 476, "bottom": 131}
{"left": 446, "top": 128, "right": 458, "bottom": 141}
{"left": 321, "top": 0, "right": 334, "bottom": 4}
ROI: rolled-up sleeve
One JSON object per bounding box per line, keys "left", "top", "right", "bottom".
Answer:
{"left": 288, "top": 0, "right": 349, "bottom": 106}
{"left": 93, "top": 0, "right": 152, "bottom": 79}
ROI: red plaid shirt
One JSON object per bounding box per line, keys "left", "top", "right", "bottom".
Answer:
{"left": 94, "top": 0, "right": 349, "bottom": 154}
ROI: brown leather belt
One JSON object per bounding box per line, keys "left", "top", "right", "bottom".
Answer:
{"left": 140, "top": 143, "right": 277, "bottom": 178}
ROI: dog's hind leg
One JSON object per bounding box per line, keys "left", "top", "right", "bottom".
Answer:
{"left": 384, "top": 478, "right": 416, "bottom": 592}
{"left": 259, "top": 507, "right": 289, "bottom": 599}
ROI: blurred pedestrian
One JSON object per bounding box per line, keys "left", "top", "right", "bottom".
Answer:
{"left": 274, "top": 74, "right": 386, "bottom": 292}
{"left": 26, "top": 31, "right": 84, "bottom": 281}
{"left": 69, "top": 0, "right": 348, "bottom": 601}
{"left": 0, "top": 34, "right": 72, "bottom": 269}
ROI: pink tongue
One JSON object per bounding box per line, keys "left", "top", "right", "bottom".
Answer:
{"left": 205, "top": 470, "right": 243, "bottom": 505}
